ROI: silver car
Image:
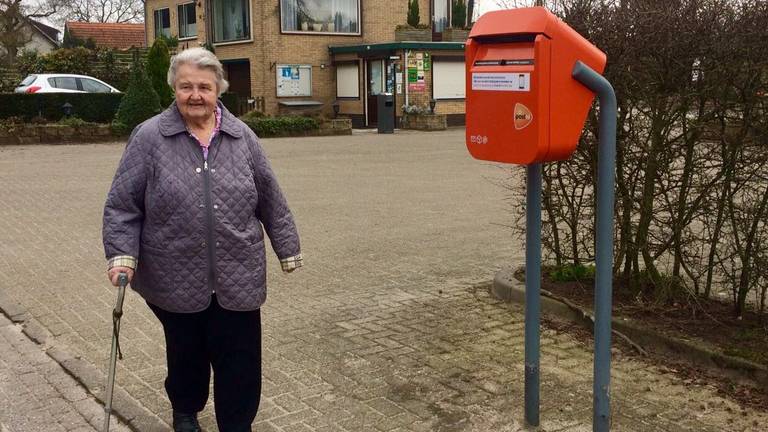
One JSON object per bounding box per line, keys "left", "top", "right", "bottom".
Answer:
{"left": 14, "top": 74, "right": 121, "bottom": 94}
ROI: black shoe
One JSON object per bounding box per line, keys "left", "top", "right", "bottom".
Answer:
{"left": 172, "top": 411, "right": 202, "bottom": 432}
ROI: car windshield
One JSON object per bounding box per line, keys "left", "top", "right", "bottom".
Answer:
{"left": 20, "top": 75, "right": 36, "bottom": 86}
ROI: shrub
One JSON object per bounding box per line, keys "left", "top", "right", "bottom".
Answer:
{"left": 548, "top": 264, "right": 596, "bottom": 282}
{"left": 240, "top": 115, "right": 319, "bottom": 138}
{"left": 451, "top": 0, "right": 467, "bottom": 29}
{"left": 407, "top": 0, "right": 420, "bottom": 27}
{"left": 113, "top": 55, "right": 161, "bottom": 134}
{"left": 58, "top": 116, "right": 91, "bottom": 127}
{"left": 0, "top": 93, "right": 123, "bottom": 122}
{"left": 37, "top": 47, "right": 92, "bottom": 76}
{"left": 94, "top": 49, "right": 131, "bottom": 91}
{"left": 147, "top": 39, "right": 174, "bottom": 107}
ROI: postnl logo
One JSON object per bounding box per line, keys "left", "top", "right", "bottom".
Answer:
{"left": 514, "top": 103, "right": 533, "bottom": 130}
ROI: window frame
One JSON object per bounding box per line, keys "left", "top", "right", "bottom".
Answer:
{"left": 177, "top": 2, "right": 197, "bottom": 40}
{"left": 335, "top": 61, "right": 360, "bottom": 99}
{"left": 211, "top": 0, "right": 252, "bottom": 45}
{"left": 48, "top": 76, "right": 79, "bottom": 91}
{"left": 279, "top": 0, "right": 362, "bottom": 36}
{"left": 153, "top": 8, "right": 171, "bottom": 39}
{"left": 79, "top": 78, "right": 112, "bottom": 93}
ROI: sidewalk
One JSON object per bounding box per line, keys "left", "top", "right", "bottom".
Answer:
{"left": 0, "top": 313, "right": 131, "bottom": 432}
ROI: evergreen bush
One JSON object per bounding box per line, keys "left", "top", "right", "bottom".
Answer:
{"left": 407, "top": 0, "right": 420, "bottom": 27}
{"left": 0, "top": 93, "right": 123, "bottom": 122}
{"left": 113, "top": 54, "right": 161, "bottom": 135}
{"left": 147, "top": 39, "right": 174, "bottom": 107}
{"left": 240, "top": 115, "right": 318, "bottom": 138}
{"left": 451, "top": 0, "right": 467, "bottom": 29}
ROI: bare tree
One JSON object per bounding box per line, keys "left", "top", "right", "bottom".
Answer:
{"left": 0, "top": 0, "right": 60, "bottom": 65}
{"left": 54, "top": 0, "right": 144, "bottom": 24}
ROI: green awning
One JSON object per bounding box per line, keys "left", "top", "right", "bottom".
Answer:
{"left": 329, "top": 41, "right": 465, "bottom": 55}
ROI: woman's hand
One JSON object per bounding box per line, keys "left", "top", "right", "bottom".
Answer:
{"left": 108, "top": 266, "right": 135, "bottom": 286}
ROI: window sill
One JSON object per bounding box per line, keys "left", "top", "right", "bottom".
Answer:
{"left": 281, "top": 30, "right": 362, "bottom": 37}
{"left": 213, "top": 38, "right": 253, "bottom": 47}
{"left": 178, "top": 36, "right": 197, "bottom": 41}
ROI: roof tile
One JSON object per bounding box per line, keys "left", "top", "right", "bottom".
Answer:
{"left": 66, "top": 22, "right": 146, "bottom": 50}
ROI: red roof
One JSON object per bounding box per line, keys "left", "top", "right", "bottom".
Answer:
{"left": 65, "top": 22, "right": 146, "bottom": 50}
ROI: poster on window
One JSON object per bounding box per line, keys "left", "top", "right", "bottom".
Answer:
{"left": 276, "top": 64, "right": 312, "bottom": 97}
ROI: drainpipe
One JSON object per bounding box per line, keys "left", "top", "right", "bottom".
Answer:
{"left": 404, "top": 49, "right": 409, "bottom": 107}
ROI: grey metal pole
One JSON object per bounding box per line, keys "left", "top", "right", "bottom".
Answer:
{"left": 524, "top": 162, "right": 542, "bottom": 427}
{"left": 571, "top": 60, "right": 617, "bottom": 432}
{"left": 103, "top": 273, "right": 128, "bottom": 432}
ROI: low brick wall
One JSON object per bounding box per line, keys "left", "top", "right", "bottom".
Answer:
{"left": 318, "top": 118, "right": 353, "bottom": 135}
{"left": 0, "top": 124, "right": 116, "bottom": 145}
{"left": 401, "top": 114, "right": 447, "bottom": 131}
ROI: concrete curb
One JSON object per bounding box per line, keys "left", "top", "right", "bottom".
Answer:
{"left": 0, "top": 294, "right": 168, "bottom": 432}
{"left": 492, "top": 267, "right": 768, "bottom": 388}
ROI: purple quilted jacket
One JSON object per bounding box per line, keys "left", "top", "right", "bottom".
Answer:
{"left": 102, "top": 103, "right": 301, "bottom": 312}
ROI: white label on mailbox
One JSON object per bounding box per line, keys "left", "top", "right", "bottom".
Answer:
{"left": 472, "top": 73, "right": 530, "bottom": 92}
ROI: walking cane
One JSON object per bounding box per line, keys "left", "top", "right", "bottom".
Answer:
{"left": 103, "top": 272, "right": 128, "bottom": 432}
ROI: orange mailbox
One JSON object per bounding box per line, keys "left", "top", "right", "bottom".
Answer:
{"left": 465, "top": 7, "right": 607, "bottom": 164}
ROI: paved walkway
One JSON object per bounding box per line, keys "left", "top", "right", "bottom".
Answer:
{"left": 0, "top": 130, "right": 766, "bottom": 431}
{"left": 0, "top": 312, "right": 130, "bottom": 432}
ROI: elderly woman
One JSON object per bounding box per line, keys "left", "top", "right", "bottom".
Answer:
{"left": 102, "top": 48, "right": 302, "bottom": 432}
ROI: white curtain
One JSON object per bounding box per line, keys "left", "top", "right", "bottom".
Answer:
{"left": 214, "top": 0, "right": 249, "bottom": 42}
{"left": 434, "top": 0, "right": 449, "bottom": 32}
{"left": 281, "top": 0, "right": 297, "bottom": 31}
{"left": 282, "top": 0, "right": 358, "bottom": 33}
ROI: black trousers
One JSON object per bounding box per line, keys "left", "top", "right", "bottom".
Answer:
{"left": 148, "top": 295, "right": 261, "bottom": 432}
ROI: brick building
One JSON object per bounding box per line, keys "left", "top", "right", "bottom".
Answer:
{"left": 145, "top": 0, "right": 468, "bottom": 126}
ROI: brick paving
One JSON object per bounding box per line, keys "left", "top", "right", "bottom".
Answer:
{"left": 0, "top": 130, "right": 766, "bottom": 431}
{"left": 0, "top": 313, "right": 131, "bottom": 432}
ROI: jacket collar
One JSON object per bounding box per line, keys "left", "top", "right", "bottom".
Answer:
{"left": 159, "top": 101, "right": 243, "bottom": 138}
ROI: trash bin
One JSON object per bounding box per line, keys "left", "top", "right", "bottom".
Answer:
{"left": 377, "top": 93, "right": 394, "bottom": 134}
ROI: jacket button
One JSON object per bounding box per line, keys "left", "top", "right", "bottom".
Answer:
{"left": 213, "top": 204, "right": 219, "bottom": 209}
{"left": 195, "top": 167, "right": 202, "bottom": 173}
{"left": 202, "top": 241, "right": 206, "bottom": 247}
{"left": 215, "top": 241, "right": 220, "bottom": 247}
{"left": 211, "top": 168, "right": 216, "bottom": 173}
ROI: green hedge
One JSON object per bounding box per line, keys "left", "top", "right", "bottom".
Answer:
{"left": 241, "top": 115, "right": 319, "bottom": 138}
{"left": 0, "top": 93, "right": 123, "bottom": 123}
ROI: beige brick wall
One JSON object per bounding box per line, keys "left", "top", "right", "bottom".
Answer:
{"left": 144, "top": 0, "right": 466, "bottom": 119}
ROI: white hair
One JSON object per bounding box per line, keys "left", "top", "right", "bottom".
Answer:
{"left": 167, "top": 47, "right": 230, "bottom": 96}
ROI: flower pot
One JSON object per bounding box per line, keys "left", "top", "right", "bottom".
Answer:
{"left": 395, "top": 26, "right": 432, "bottom": 42}
{"left": 312, "top": 23, "right": 323, "bottom": 31}
{"left": 327, "top": 22, "right": 335, "bottom": 32}
{"left": 301, "top": 22, "right": 309, "bottom": 31}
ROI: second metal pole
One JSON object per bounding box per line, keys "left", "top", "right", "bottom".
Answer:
{"left": 572, "top": 60, "right": 618, "bottom": 432}
{"left": 524, "top": 162, "right": 542, "bottom": 427}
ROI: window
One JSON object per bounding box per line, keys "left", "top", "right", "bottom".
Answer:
{"left": 80, "top": 78, "right": 111, "bottom": 93}
{"left": 433, "top": 59, "right": 465, "bottom": 99}
{"left": 178, "top": 2, "right": 197, "bottom": 39}
{"left": 276, "top": 64, "right": 312, "bottom": 97}
{"left": 212, "top": 0, "right": 250, "bottom": 43}
{"left": 433, "top": 0, "right": 449, "bottom": 32}
{"left": 48, "top": 77, "right": 78, "bottom": 91}
{"left": 154, "top": 8, "right": 171, "bottom": 38}
{"left": 281, "top": 0, "right": 360, "bottom": 34}
{"left": 336, "top": 62, "right": 359, "bottom": 98}
{"left": 20, "top": 75, "right": 36, "bottom": 86}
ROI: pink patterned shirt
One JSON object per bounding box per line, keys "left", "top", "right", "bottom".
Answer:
{"left": 187, "top": 105, "right": 222, "bottom": 160}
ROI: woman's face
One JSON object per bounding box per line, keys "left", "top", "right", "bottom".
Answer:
{"left": 174, "top": 63, "right": 219, "bottom": 124}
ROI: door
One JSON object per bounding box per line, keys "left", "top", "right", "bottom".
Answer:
{"left": 366, "top": 59, "right": 385, "bottom": 126}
